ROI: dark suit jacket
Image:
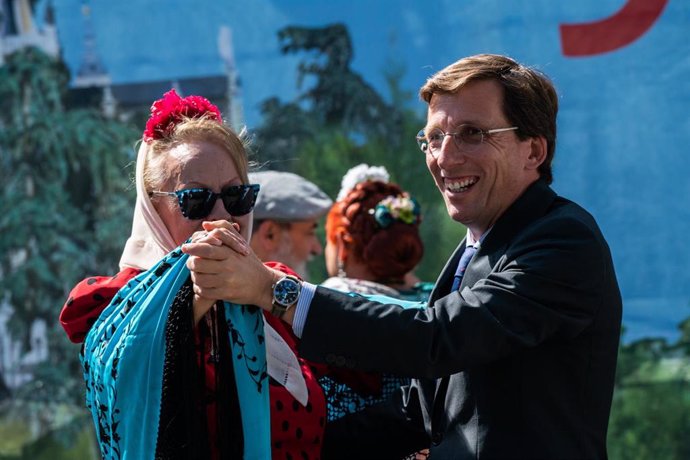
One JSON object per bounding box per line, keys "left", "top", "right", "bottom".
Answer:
{"left": 299, "top": 180, "right": 622, "bottom": 459}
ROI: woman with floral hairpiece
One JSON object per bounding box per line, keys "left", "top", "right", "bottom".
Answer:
{"left": 322, "top": 163, "right": 430, "bottom": 304}
{"left": 59, "top": 89, "right": 328, "bottom": 459}
{"left": 317, "top": 164, "right": 430, "bottom": 418}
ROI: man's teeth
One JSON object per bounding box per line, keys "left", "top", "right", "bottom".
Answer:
{"left": 447, "top": 178, "right": 477, "bottom": 192}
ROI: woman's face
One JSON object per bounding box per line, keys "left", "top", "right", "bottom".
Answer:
{"left": 153, "top": 140, "right": 251, "bottom": 246}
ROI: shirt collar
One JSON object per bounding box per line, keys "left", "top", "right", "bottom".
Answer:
{"left": 466, "top": 227, "right": 491, "bottom": 248}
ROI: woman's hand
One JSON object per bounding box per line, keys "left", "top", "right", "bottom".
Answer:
{"left": 191, "top": 220, "right": 251, "bottom": 255}
{"left": 182, "top": 220, "right": 282, "bottom": 314}
{"left": 187, "top": 228, "right": 223, "bottom": 323}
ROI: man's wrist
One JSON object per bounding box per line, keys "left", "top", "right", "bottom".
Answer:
{"left": 278, "top": 305, "right": 297, "bottom": 325}
{"left": 269, "top": 273, "right": 302, "bottom": 320}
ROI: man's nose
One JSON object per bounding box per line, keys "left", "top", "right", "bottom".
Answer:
{"left": 436, "top": 135, "right": 466, "bottom": 167}
{"left": 312, "top": 237, "right": 323, "bottom": 256}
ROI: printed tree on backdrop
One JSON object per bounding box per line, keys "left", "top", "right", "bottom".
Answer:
{"left": 0, "top": 47, "right": 137, "bottom": 403}
{"left": 255, "top": 24, "right": 464, "bottom": 282}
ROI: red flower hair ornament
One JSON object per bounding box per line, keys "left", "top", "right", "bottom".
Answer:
{"left": 143, "top": 89, "right": 222, "bottom": 142}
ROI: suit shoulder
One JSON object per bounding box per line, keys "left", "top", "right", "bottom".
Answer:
{"left": 509, "top": 195, "right": 613, "bottom": 266}
{"left": 536, "top": 196, "right": 607, "bottom": 240}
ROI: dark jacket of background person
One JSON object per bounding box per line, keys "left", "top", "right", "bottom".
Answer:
{"left": 306, "top": 179, "right": 622, "bottom": 459}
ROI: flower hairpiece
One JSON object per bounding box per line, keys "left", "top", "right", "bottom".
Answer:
{"left": 336, "top": 163, "right": 390, "bottom": 201}
{"left": 370, "top": 193, "right": 421, "bottom": 228}
{"left": 143, "top": 89, "right": 222, "bottom": 142}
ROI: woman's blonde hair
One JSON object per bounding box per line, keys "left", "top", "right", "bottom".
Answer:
{"left": 143, "top": 114, "right": 251, "bottom": 193}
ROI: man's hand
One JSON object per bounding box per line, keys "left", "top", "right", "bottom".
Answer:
{"left": 182, "top": 220, "right": 282, "bottom": 314}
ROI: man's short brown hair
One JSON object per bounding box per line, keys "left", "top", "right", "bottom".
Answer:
{"left": 419, "top": 54, "right": 559, "bottom": 184}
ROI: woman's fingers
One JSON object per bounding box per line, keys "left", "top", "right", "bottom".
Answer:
{"left": 186, "top": 254, "right": 234, "bottom": 275}
{"left": 208, "top": 228, "right": 249, "bottom": 255}
{"left": 192, "top": 283, "right": 221, "bottom": 299}
{"left": 190, "top": 230, "right": 222, "bottom": 245}
{"left": 182, "top": 241, "right": 236, "bottom": 260}
{"left": 189, "top": 271, "right": 218, "bottom": 289}
{"left": 202, "top": 219, "right": 237, "bottom": 232}
{"left": 201, "top": 220, "right": 249, "bottom": 255}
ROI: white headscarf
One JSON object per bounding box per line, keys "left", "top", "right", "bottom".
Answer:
{"left": 119, "top": 141, "right": 178, "bottom": 271}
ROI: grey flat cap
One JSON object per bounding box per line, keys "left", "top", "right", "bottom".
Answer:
{"left": 249, "top": 171, "right": 333, "bottom": 221}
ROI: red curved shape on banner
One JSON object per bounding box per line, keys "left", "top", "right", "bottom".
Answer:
{"left": 560, "top": 0, "right": 668, "bottom": 57}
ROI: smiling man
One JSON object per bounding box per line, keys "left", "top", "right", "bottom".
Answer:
{"left": 184, "top": 54, "right": 623, "bottom": 459}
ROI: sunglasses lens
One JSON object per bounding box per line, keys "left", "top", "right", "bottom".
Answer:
{"left": 178, "top": 189, "right": 215, "bottom": 220}
{"left": 175, "top": 185, "right": 259, "bottom": 219}
{"left": 221, "top": 185, "right": 259, "bottom": 216}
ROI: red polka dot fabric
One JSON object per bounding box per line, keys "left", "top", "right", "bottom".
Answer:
{"left": 264, "top": 313, "right": 327, "bottom": 460}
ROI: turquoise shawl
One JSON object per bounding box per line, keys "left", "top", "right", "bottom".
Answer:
{"left": 81, "top": 247, "right": 270, "bottom": 459}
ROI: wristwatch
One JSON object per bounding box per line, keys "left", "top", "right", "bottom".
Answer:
{"left": 271, "top": 275, "right": 302, "bottom": 318}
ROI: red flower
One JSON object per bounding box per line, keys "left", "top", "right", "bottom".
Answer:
{"left": 143, "top": 89, "right": 222, "bottom": 142}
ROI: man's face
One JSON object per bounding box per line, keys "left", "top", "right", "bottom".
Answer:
{"left": 273, "top": 219, "right": 323, "bottom": 279}
{"left": 424, "top": 79, "right": 540, "bottom": 238}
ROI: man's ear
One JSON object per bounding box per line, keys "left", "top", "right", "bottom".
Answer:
{"left": 254, "top": 220, "right": 282, "bottom": 251}
{"left": 525, "top": 136, "right": 548, "bottom": 171}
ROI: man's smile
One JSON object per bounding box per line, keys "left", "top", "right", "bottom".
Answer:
{"left": 444, "top": 176, "right": 478, "bottom": 193}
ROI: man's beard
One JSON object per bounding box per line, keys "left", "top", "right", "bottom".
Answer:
{"left": 273, "top": 232, "right": 309, "bottom": 280}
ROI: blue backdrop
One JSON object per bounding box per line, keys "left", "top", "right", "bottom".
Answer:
{"left": 44, "top": 0, "right": 690, "bottom": 342}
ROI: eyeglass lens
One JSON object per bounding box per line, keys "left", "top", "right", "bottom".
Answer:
{"left": 418, "top": 125, "right": 486, "bottom": 154}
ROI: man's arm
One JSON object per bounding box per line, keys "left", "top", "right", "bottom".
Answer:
{"left": 184, "top": 212, "right": 615, "bottom": 379}
{"left": 297, "top": 214, "right": 614, "bottom": 378}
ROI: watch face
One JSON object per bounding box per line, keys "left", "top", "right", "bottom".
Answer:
{"left": 274, "top": 277, "right": 300, "bottom": 307}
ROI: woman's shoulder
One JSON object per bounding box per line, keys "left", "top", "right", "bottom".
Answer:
{"left": 321, "top": 276, "right": 401, "bottom": 297}
{"left": 59, "top": 267, "right": 141, "bottom": 343}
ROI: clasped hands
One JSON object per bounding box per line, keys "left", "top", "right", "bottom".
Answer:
{"left": 181, "top": 220, "right": 283, "bottom": 324}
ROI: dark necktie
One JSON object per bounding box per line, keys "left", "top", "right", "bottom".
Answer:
{"left": 450, "top": 245, "right": 477, "bottom": 291}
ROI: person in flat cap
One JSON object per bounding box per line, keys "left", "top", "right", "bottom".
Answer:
{"left": 248, "top": 170, "right": 332, "bottom": 279}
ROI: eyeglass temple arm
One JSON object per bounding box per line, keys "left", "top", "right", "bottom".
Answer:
{"left": 485, "top": 127, "right": 518, "bottom": 134}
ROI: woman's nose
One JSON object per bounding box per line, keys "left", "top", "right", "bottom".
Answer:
{"left": 207, "top": 197, "right": 231, "bottom": 221}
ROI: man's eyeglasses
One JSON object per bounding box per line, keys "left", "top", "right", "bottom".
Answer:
{"left": 416, "top": 125, "right": 518, "bottom": 157}
{"left": 151, "top": 184, "right": 260, "bottom": 220}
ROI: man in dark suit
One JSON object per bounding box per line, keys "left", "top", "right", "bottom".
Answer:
{"left": 184, "top": 53, "right": 622, "bottom": 459}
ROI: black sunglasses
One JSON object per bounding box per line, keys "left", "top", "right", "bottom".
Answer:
{"left": 152, "top": 184, "right": 260, "bottom": 220}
